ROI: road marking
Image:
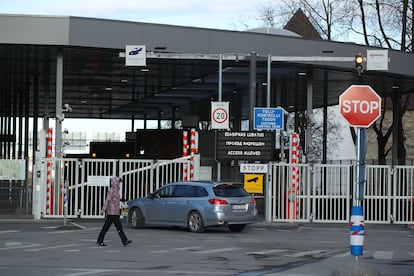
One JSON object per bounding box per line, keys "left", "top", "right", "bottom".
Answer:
{"left": 194, "top": 247, "right": 239, "bottom": 254}
{"left": 285, "top": 250, "right": 325, "bottom": 258}
{"left": 70, "top": 222, "right": 86, "bottom": 229}
{"left": 64, "top": 249, "right": 80, "bottom": 252}
{"left": 24, "top": 244, "right": 81, "bottom": 252}
{"left": 334, "top": 251, "right": 350, "bottom": 257}
{"left": 0, "top": 230, "right": 20, "bottom": 234}
{"left": 151, "top": 246, "right": 202, "bottom": 253}
{"left": 247, "top": 249, "right": 286, "bottom": 255}
{"left": 373, "top": 251, "right": 393, "bottom": 260}
{"left": 240, "top": 238, "right": 261, "bottom": 243}
{"left": 61, "top": 268, "right": 230, "bottom": 275}
{"left": 0, "top": 243, "right": 40, "bottom": 251}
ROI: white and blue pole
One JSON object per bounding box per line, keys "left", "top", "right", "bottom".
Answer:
{"left": 350, "top": 127, "right": 367, "bottom": 258}
{"left": 350, "top": 205, "right": 365, "bottom": 256}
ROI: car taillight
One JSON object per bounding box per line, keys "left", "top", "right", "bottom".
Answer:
{"left": 250, "top": 198, "right": 256, "bottom": 205}
{"left": 208, "top": 198, "right": 229, "bottom": 205}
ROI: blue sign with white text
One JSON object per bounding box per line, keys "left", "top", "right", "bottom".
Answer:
{"left": 253, "top": 107, "right": 284, "bottom": 130}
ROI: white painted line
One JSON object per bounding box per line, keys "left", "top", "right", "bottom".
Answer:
{"left": 174, "top": 246, "right": 203, "bottom": 251}
{"left": 151, "top": 246, "right": 202, "bottom": 253}
{"left": 24, "top": 243, "right": 81, "bottom": 252}
{"left": 247, "top": 249, "right": 286, "bottom": 255}
{"left": 50, "top": 231, "right": 79, "bottom": 234}
{"left": 151, "top": 250, "right": 171, "bottom": 253}
{"left": 5, "top": 242, "right": 22, "bottom": 246}
{"left": 251, "top": 227, "right": 265, "bottom": 231}
{"left": 285, "top": 250, "right": 325, "bottom": 258}
{"left": 0, "top": 230, "right": 20, "bottom": 234}
{"left": 316, "top": 240, "right": 336, "bottom": 244}
{"left": 0, "top": 243, "right": 40, "bottom": 251}
{"left": 61, "top": 268, "right": 230, "bottom": 276}
{"left": 64, "top": 249, "right": 80, "bottom": 252}
{"left": 194, "top": 247, "right": 239, "bottom": 254}
{"left": 240, "top": 238, "right": 261, "bottom": 243}
{"left": 373, "top": 251, "right": 393, "bottom": 260}
{"left": 334, "top": 252, "right": 350, "bottom": 257}
{"left": 70, "top": 222, "right": 86, "bottom": 229}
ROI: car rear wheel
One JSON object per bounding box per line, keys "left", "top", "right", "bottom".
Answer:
{"left": 228, "top": 224, "right": 246, "bottom": 232}
{"left": 131, "top": 207, "right": 145, "bottom": 229}
{"left": 187, "top": 211, "right": 205, "bottom": 233}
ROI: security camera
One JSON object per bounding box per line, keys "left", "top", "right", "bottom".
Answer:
{"left": 63, "top": 103, "right": 72, "bottom": 113}
{"left": 63, "top": 128, "right": 69, "bottom": 134}
{"left": 56, "top": 114, "right": 65, "bottom": 122}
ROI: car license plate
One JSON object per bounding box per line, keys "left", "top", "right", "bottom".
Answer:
{"left": 232, "top": 204, "right": 247, "bottom": 211}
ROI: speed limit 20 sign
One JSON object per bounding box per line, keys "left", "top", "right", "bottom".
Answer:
{"left": 211, "top": 101, "right": 229, "bottom": 129}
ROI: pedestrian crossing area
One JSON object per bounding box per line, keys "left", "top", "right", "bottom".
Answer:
{"left": 0, "top": 234, "right": 411, "bottom": 261}
{"left": 2, "top": 240, "right": 407, "bottom": 263}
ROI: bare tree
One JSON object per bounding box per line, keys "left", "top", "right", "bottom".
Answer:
{"left": 256, "top": 0, "right": 413, "bottom": 164}
{"left": 257, "top": 0, "right": 354, "bottom": 40}
{"left": 257, "top": 0, "right": 413, "bottom": 51}
{"left": 350, "top": 0, "right": 413, "bottom": 52}
{"left": 357, "top": 0, "right": 413, "bottom": 164}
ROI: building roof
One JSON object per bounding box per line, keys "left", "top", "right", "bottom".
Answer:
{"left": 284, "top": 8, "right": 322, "bottom": 39}
{"left": 1, "top": 14, "right": 414, "bottom": 121}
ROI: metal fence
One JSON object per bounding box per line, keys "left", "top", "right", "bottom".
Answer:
{"left": 26, "top": 157, "right": 414, "bottom": 224}
{"left": 0, "top": 182, "right": 31, "bottom": 216}
{"left": 35, "top": 156, "right": 196, "bottom": 219}
{"left": 266, "top": 163, "right": 414, "bottom": 225}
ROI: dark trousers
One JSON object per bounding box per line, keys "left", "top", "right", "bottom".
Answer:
{"left": 97, "top": 215, "right": 128, "bottom": 244}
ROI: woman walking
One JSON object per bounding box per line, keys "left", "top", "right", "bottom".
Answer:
{"left": 97, "top": 176, "right": 132, "bottom": 247}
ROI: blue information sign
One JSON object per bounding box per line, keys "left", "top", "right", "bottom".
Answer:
{"left": 253, "top": 107, "right": 284, "bottom": 130}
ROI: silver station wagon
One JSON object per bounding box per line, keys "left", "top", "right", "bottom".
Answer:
{"left": 127, "top": 181, "right": 258, "bottom": 233}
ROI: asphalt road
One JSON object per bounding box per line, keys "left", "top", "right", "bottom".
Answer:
{"left": 0, "top": 219, "right": 413, "bottom": 276}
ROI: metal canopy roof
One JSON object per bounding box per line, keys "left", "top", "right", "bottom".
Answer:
{"left": 1, "top": 15, "right": 414, "bottom": 123}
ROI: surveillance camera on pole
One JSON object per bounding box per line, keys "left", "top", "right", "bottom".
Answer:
{"left": 63, "top": 103, "right": 72, "bottom": 113}
{"left": 56, "top": 114, "right": 65, "bottom": 122}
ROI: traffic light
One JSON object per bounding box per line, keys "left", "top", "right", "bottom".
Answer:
{"left": 355, "top": 54, "right": 363, "bottom": 75}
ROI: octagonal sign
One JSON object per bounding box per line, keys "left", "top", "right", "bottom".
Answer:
{"left": 339, "top": 85, "right": 381, "bottom": 127}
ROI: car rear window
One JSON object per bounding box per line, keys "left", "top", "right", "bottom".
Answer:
{"left": 213, "top": 184, "right": 249, "bottom": 197}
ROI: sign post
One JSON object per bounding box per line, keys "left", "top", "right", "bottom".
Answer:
{"left": 211, "top": 102, "right": 229, "bottom": 129}
{"left": 253, "top": 107, "right": 284, "bottom": 130}
{"left": 125, "top": 45, "right": 146, "bottom": 67}
{"left": 339, "top": 84, "right": 381, "bottom": 259}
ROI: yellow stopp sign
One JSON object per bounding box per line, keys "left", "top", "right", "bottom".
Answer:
{"left": 244, "top": 174, "right": 263, "bottom": 194}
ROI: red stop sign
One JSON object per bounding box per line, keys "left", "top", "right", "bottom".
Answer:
{"left": 339, "top": 85, "right": 381, "bottom": 127}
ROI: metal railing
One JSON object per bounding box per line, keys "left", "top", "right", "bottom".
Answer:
{"left": 31, "top": 156, "right": 414, "bottom": 224}
{"left": 267, "top": 163, "right": 414, "bottom": 225}
{"left": 35, "top": 156, "right": 196, "bottom": 219}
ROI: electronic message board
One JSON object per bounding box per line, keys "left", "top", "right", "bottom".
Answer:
{"left": 217, "top": 131, "right": 274, "bottom": 161}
